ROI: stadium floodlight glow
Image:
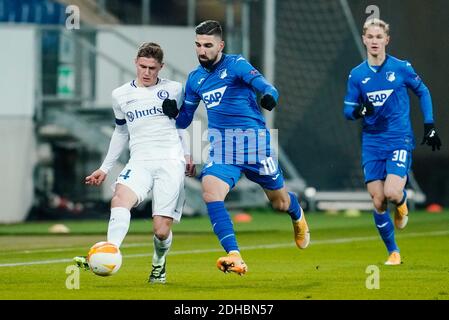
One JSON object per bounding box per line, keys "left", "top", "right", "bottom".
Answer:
{"left": 304, "top": 187, "right": 317, "bottom": 198}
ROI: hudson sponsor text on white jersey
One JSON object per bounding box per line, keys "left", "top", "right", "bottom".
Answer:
{"left": 112, "top": 78, "right": 184, "bottom": 161}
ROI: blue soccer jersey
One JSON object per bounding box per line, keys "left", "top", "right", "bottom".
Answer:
{"left": 177, "top": 54, "right": 279, "bottom": 163}
{"left": 176, "top": 54, "right": 283, "bottom": 190}
{"left": 343, "top": 54, "right": 433, "bottom": 151}
{"left": 177, "top": 54, "right": 278, "bottom": 131}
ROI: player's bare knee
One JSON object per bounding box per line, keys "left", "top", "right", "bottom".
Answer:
{"left": 271, "top": 198, "right": 289, "bottom": 212}
{"left": 371, "top": 195, "right": 386, "bottom": 212}
{"left": 154, "top": 228, "right": 170, "bottom": 241}
{"left": 384, "top": 188, "right": 401, "bottom": 203}
{"left": 203, "top": 191, "right": 221, "bottom": 203}
{"left": 111, "top": 194, "right": 125, "bottom": 207}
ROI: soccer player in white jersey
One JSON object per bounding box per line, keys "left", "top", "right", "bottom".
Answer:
{"left": 74, "top": 42, "right": 195, "bottom": 283}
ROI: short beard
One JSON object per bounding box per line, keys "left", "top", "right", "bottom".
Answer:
{"left": 198, "top": 57, "right": 217, "bottom": 69}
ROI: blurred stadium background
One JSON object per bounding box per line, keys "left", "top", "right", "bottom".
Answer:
{"left": 1, "top": 0, "right": 448, "bottom": 224}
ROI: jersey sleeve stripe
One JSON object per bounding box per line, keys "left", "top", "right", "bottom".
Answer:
{"left": 344, "top": 101, "right": 359, "bottom": 106}
{"left": 115, "top": 118, "right": 126, "bottom": 125}
{"left": 248, "top": 74, "right": 263, "bottom": 86}
{"left": 412, "top": 80, "right": 423, "bottom": 91}
{"left": 185, "top": 99, "right": 200, "bottom": 105}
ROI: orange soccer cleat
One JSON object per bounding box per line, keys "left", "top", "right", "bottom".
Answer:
{"left": 216, "top": 251, "right": 248, "bottom": 275}
{"left": 384, "top": 251, "right": 401, "bottom": 266}
{"left": 394, "top": 201, "right": 409, "bottom": 230}
{"left": 292, "top": 209, "right": 310, "bottom": 249}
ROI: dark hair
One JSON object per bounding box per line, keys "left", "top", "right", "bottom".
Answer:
{"left": 136, "top": 42, "right": 164, "bottom": 63}
{"left": 195, "top": 20, "right": 223, "bottom": 38}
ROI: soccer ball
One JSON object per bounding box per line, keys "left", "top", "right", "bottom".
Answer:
{"left": 87, "top": 241, "right": 122, "bottom": 276}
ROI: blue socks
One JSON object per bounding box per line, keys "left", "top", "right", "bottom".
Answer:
{"left": 287, "top": 192, "right": 302, "bottom": 221}
{"left": 207, "top": 194, "right": 302, "bottom": 253}
{"left": 207, "top": 201, "right": 239, "bottom": 253}
{"left": 373, "top": 210, "right": 399, "bottom": 254}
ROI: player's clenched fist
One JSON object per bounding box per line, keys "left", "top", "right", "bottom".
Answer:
{"left": 353, "top": 101, "right": 374, "bottom": 118}
{"left": 260, "top": 94, "right": 277, "bottom": 111}
{"left": 85, "top": 169, "right": 107, "bottom": 186}
{"left": 162, "top": 98, "right": 179, "bottom": 119}
{"left": 421, "top": 123, "right": 442, "bottom": 151}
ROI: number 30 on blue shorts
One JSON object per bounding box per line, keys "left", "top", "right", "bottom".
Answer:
{"left": 363, "top": 149, "right": 412, "bottom": 183}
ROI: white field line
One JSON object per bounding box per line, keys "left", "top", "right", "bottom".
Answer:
{"left": 0, "top": 234, "right": 197, "bottom": 256}
{"left": 0, "top": 230, "right": 448, "bottom": 268}
{"left": 0, "top": 242, "right": 153, "bottom": 256}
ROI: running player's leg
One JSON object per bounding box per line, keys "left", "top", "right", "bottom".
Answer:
{"left": 107, "top": 184, "right": 137, "bottom": 247}
{"left": 149, "top": 216, "right": 173, "bottom": 283}
{"left": 149, "top": 159, "right": 185, "bottom": 283}
{"left": 244, "top": 158, "right": 310, "bottom": 250}
{"left": 365, "top": 159, "right": 401, "bottom": 265}
{"left": 108, "top": 163, "right": 151, "bottom": 247}
{"left": 201, "top": 164, "right": 247, "bottom": 275}
{"left": 75, "top": 163, "right": 148, "bottom": 269}
{"left": 385, "top": 149, "right": 411, "bottom": 230}
{"left": 264, "top": 187, "right": 310, "bottom": 249}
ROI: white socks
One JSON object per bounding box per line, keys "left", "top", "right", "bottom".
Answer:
{"left": 107, "top": 207, "right": 172, "bottom": 266}
{"left": 153, "top": 231, "right": 172, "bottom": 266}
{"left": 107, "top": 207, "right": 131, "bottom": 247}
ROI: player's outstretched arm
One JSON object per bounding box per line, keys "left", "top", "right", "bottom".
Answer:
{"left": 162, "top": 98, "right": 199, "bottom": 129}
{"left": 85, "top": 169, "right": 107, "bottom": 186}
{"left": 175, "top": 102, "right": 199, "bottom": 129}
{"left": 403, "top": 61, "right": 441, "bottom": 151}
{"left": 95, "top": 123, "right": 129, "bottom": 178}
{"left": 234, "top": 56, "right": 278, "bottom": 111}
{"left": 409, "top": 79, "right": 441, "bottom": 151}
{"left": 251, "top": 76, "right": 279, "bottom": 111}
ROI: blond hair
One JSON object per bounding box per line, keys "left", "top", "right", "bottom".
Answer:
{"left": 363, "top": 18, "right": 390, "bottom": 35}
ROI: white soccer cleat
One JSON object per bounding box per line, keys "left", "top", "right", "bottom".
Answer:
{"left": 149, "top": 261, "right": 166, "bottom": 284}
{"left": 73, "top": 256, "right": 90, "bottom": 271}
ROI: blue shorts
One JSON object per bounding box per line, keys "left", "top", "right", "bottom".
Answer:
{"left": 200, "top": 156, "right": 285, "bottom": 190}
{"left": 362, "top": 148, "right": 412, "bottom": 184}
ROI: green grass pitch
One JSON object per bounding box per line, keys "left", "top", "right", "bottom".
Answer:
{"left": 0, "top": 210, "right": 448, "bottom": 300}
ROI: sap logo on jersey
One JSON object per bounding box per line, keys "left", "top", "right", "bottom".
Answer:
{"left": 366, "top": 89, "right": 394, "bottom": 107}
{"left": 202, "top": 86, "right": 227, "bottom": 108}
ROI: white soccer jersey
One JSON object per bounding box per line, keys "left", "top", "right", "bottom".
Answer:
{"left": 112, "top": 78, "right": 184, "bottom": 161}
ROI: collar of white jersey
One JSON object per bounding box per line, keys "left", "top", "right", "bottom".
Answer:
{"left": 130, "top": 78, "right": 161, "bottom": 88}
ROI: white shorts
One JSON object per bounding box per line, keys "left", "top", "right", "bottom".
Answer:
{"left": 113, "top": 159, "right": 185, "bottom": 222}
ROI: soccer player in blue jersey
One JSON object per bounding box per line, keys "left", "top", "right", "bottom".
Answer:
{"left": 343, "top": 19, "right": 441, "bottom": 265}
{"left": 162, "top": 20, "right": 310, "bottom": 275}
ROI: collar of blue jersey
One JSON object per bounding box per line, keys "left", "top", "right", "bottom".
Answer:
{"left": 202, "top": 54, "right": 226, "bottom": 73}
{"left": 366, "top": 54, "right": 390, "bottom": 73}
